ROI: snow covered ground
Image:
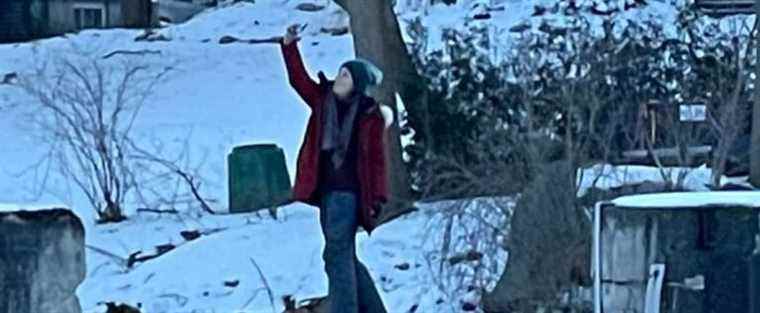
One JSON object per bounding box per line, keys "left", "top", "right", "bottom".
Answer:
{"left": 0, "top": 1, "right": 754, "bottom": 313}
{"left": 68, "top": 196, "right": 510, "bottom": 313}
{"left": 0, "top": 2, "right": 510, "bottom": 312}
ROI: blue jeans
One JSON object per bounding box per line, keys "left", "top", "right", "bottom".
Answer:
{"left": 319, "top": 191, "right": 387, "bottom": 313}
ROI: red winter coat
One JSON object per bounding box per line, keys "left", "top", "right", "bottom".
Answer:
{"left": 279, "top": 39, "right": 391, "bottom": 234}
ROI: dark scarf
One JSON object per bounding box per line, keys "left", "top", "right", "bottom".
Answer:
{"left": 321, "top": 89, "right": 361, "bottom": 169}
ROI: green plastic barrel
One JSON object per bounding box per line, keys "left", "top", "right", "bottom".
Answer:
{"left": 228, "top": 143, "right": 292, "bottom": 214}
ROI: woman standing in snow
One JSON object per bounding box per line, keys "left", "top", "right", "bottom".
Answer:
{"left": 279, "top": 24, "right": 392, "bottom": 313}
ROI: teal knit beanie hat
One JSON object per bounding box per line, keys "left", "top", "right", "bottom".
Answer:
{"left": 340, "top": 58, "right": 383, "bottom": 96}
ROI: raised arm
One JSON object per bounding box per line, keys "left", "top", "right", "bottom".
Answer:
{"left": 279, "top": 36, "right": 321, "bottom": 108}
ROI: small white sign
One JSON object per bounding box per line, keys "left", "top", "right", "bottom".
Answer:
{"left": 679, "top": 104, "right": 707, "bottom": 122}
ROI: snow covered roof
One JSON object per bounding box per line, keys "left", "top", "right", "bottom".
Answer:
{"left": 611, "top": 191, "right": 760, "bottom": 210}
{"left": 0, "top": 203, "right": 70, "bottom": 213}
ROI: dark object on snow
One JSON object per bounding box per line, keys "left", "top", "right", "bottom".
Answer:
{"left": 180, "top": 230, "right": 202, "bottom": 241}
{"left": 136, "top": 208, "right": 179, "bottom": 215}
{"left": 470, "top": 3, "right": 492, "bottom": 20}
{"left": 320, "top": 26, "right": 349, "bottom": 36}
{"left": 472, "top": 12, "right": 491, "bottom": 20}
{"left": 448, "top": 250, "right": 483, "bottom": 265}
{"left": 223, "top": 279, "right": 240, "bottom": 288}
{"left": 103, "top": 302, "right": 141, "bottom": 313}
{"left": 533, "top": 5, "right": 548, "bottom": 16}
{"left": 394, "top": 262, "right": 411, "bottom": 271}
{"left": 156, "top": 243, "right": 175, "bottom": 254}
{"left": 624, "top": 0, "right": 648, "bottom": 10}
{"left": 134, "top": 30, "right": 170, "bottom": 42}
{"left": 219, "top": 35, "right": 283, "bottom": 44}
{"left": 1, "top": 72, "right": 17, "bottom": 84}
{"left": 462, "top": 302, "right": 478, "bottom": 311}
{"left": 126, "top": 243, "right": 177, "bottom": 268}
{"left": 218, "top": 35, "right": 235, "bottom": 44}
{"left": 282, "top": 295, "right": 328, "bottom": 313}
{"left": 590, "top": 5, "right": 619, "bottom": 16}
{"left": 221, "top": 24, "right": 305, "bottom": 45}
{"left": 510, "top": 22, "right": 531, "bottom": 33}
{"left": 295, "top": 3, "right": 326, "bottom": 12}
{"left": 538, "top": 21, "right": 573, "bottom": 36}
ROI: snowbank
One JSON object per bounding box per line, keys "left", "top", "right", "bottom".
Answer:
{"left": 0, "top": 203, "right": 70, "bottom": 212}
{"left": 612, "top": 191, "right": 760, "bottom": 209}
{"left": 576, "top": 164, "right": 747, "bottom": 198}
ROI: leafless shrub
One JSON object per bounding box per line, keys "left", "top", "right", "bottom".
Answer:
{"left": 13, "top": 52, "right": 214, "bottom": 222}
{"left": 417, "top": 197, "right": 512, "bottom": 312}
{"left": 702, "top": 22, "right": 755, "bottom": 187}
{"left": 127, "top": 133, "right": 218, "bottom": 216}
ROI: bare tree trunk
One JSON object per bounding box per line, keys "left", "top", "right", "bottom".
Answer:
{"left": 334, "top": 0, "right": 422, "bottom": 222}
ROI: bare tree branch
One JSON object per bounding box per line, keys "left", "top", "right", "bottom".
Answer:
{"left": 102, "top": 50, "right": 162, "bottom": 59}
{"left": 250, "top": 257, "right": 277, "bottom": 313}
{"left": 14, "top": 53, "right": 179, "bottom": 222}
